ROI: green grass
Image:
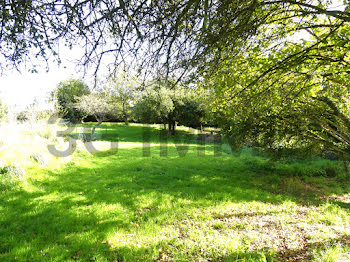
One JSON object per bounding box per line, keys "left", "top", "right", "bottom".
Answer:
{"left": 0, "top": 123, "right": 350, "bottom": 261}
{"left": 69, "top": 123, "right": 203, "bottom": 144}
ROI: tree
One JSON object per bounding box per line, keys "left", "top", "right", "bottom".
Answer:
{"left": 52, "top": 79, "right": 90, "bottom": 123}
{"left": 2, "top": 0, "right": 349, "bottom": 79}
{"left": 177, "top": 87, "right": 211, "bottom": 130}
{"left": 107, "top": 73, "right": 138, "bottom": 125}
{"left": 133, "top": 86, "right": 174, "bottom": 132}
{"left": 134, "top": 83, "right": 206, "bottom": 135}
{"left": 75, "top": 93, "right": 119, "bottom": 135}
{"left": 203, "top": 24, "right": 350, "bottom": 160}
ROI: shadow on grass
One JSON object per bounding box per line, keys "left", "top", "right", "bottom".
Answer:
{"left": 220, "top": 234, "right": 350, "bottom": 261}
{"left": 68, "top": 123, "right": 216, "bottom": 146}
{"left": 0, "top": 146, "right": 348, "bottom": 260}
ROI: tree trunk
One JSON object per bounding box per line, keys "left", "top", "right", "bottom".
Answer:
{"left": 123, "top": 104, "right": 129, "bottom": 125}
{"left": 92, "top": 119, "right": 102, "bottom": 136}
{"left": 344, "top": 160, "right": 349, "bottom": 175}
{"left": 172, "top": 121, "right": 176, "bottom": 133}
{"left": 168, "top": 121, "right": 172, "bottom": 137}
{"left": 168, "top": 121, "right": 176, "bottom": 137}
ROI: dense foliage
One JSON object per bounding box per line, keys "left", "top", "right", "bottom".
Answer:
{"left": 203, "top": 13, "right": 350, "bottom": 161}
{"left": 133, "top": 84, "right": 206, "bottom": 135}
{"left": 1, "top": 1, "right": 348, "bottom": 77}
{"left": 52, "top": 79, "right": 90, "bottom": 123}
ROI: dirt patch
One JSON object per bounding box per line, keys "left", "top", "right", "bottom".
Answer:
{"left": 322, "top": 194, "right": 350, "bottom": 204}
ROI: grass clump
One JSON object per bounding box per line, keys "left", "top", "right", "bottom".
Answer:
{"left": 36, "top": 128, "right": 53, "bottom": 140}
{"left": 30, "top": 152, "right": 48, "bottom": 166}
{"left": 313, "top": 244, "right": 350, "bottom": 262}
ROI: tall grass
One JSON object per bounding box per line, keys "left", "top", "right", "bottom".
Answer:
{"left": 0, "top": 120, "right": 74, "bottom": 186}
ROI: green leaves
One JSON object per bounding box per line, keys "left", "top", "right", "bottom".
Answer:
{"left": 52, "top": 79, "right": 90, "bottom": 123}
{"left": 202, "top": 20, "right": 350, "bottom": 158}
{"left": 134, "top": 83, "right": 208, "bottom": 129}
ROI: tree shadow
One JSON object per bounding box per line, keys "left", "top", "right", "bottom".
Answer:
{"left": 1, "top": 145, "right": 349, "bottom": 260}
{"left": 68, "top": 123, "right": 210, "bottom": 145}
{"left": 220, "top": 234, "right": 350, "bottom": 262}
{"left": 0, "top": 188, "right": 120, "bottom": 260}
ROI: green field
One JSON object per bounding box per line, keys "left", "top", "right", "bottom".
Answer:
{"left": 0, "top": 123, "right": 350, "bottom": 261}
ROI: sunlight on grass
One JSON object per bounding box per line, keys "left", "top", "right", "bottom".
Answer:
{"left": 0, "top": 122, "right": 349, "bottom": 261}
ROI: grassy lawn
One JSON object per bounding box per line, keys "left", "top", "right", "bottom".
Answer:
{"left": 1, "top": 123, "right": 350, "bottom": 261}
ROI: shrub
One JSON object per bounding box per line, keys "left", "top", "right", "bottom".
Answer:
{"left": 16, "top": 110, "right": 29, "bottom": 122}
{"left": 0, "top": 164, "right": 25, "bottom": 178}
{"left": 241, "top": 153, "right": 343, "bottom": 177}
{"left": 0, "top": 164, "right": 26, "bottom": 188}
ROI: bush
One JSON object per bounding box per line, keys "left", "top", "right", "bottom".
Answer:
{"left": 0, "top": 164, "right": 25, "bottom": 179}
{"left": 241, "top": 152, "right": 342, "bottom": 177}
{"left": 16, "top": 110, "right": 29, "bottom": 122}
{"left": 0, "top": 164, "right": 26, "bottom": 188}
{"left": 17, "top": 109, "right": 55, "bottom": 123}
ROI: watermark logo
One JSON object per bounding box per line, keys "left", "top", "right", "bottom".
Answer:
{"left": 47, "top": 115, "right": 223, "bottom": 157}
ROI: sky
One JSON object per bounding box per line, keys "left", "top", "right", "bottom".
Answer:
{"left": 0, "top": 0, "right": 345, "bottom": 110}
{"left": 0, "top": 67, "right": 74, "bottom": 110}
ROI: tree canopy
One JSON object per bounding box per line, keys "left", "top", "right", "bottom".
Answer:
{"left": 133, "top": 83, "right": 206, "bottom": 135}
{"left": 51, "top": 79, "right": 90, "bottom": 123}
{"left": 107, "top": 72, "right": 139, "bottom": 125}
{"left": 204, "top": 21, "right": 350, "bottom": 159}
{"left": 75, "top": 92, "right": 119, "bottom": 135}
{"left": 1, "top": 1, "right": 349, "bottom": 78}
